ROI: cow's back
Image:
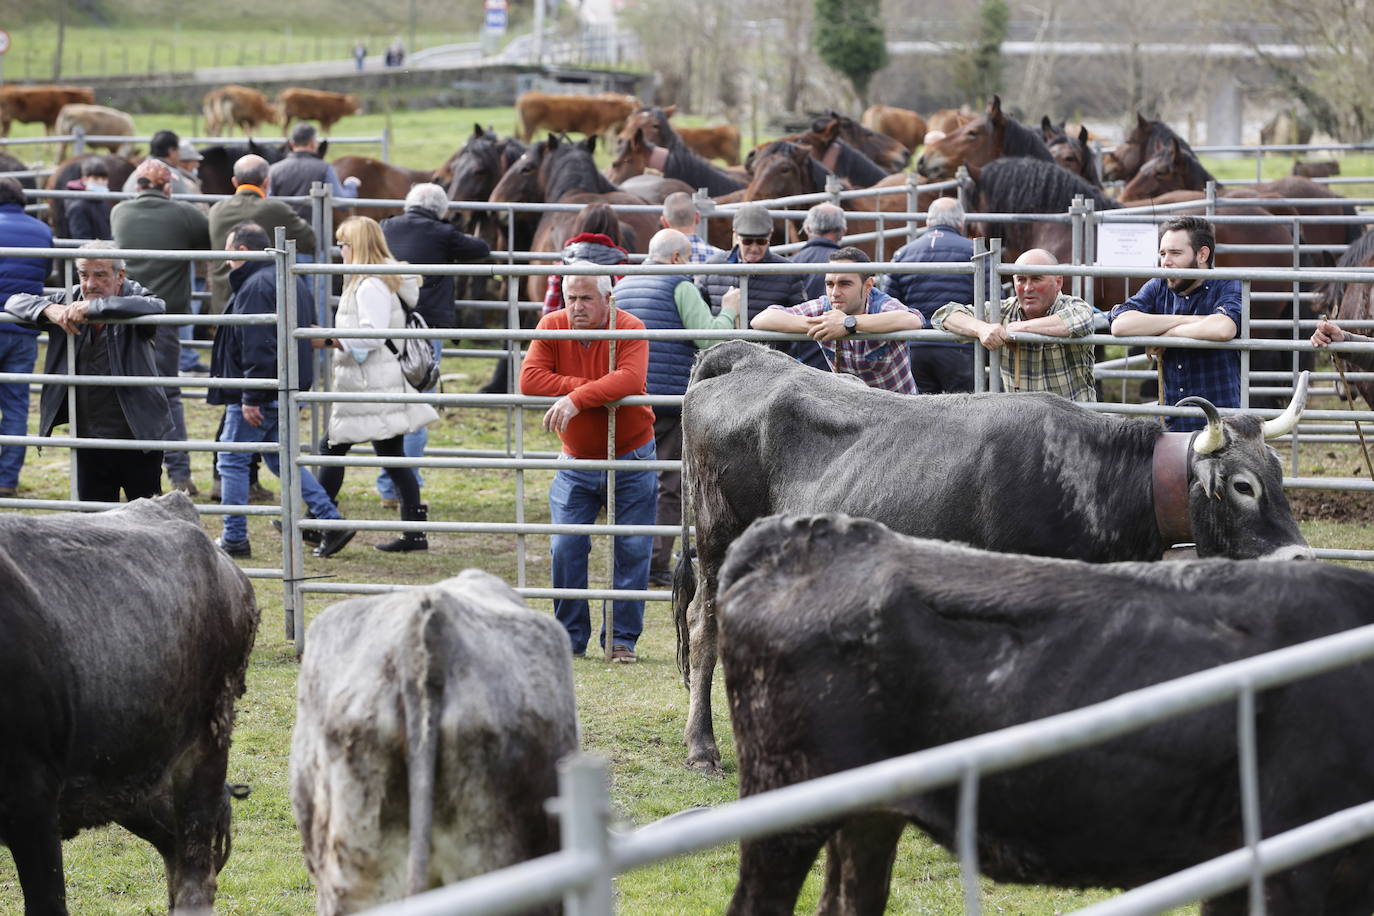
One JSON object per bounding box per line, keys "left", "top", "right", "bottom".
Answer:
{"left": 720, "top": 514, "right": 1374, "bottom": 890}
{"left": 292, "top": 570, "right": 577, "bottom": 912}
{"left": 0, "top": 496, "right": 258, "bottom": 830}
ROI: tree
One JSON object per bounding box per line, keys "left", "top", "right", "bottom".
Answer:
{"left": 952, "top": 0, "right": 1009, "bottom": 106}
{"left": 813, "top": 0, "right": 888, "bottom": 108}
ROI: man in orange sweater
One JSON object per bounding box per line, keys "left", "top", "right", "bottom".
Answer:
{"left": 520, "top": 269, "right": 658, "bottom": 663}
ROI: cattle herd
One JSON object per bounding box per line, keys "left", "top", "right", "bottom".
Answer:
{"left": 2, "top": 78, "right": 1374, "bottom": 916}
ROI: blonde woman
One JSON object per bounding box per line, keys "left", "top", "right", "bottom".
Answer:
{"left": 320, "top": 216, "right": 438, "bottom": 552}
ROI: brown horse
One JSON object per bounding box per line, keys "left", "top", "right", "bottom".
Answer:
{"left": 926, "top": 108, "right": 976, "bottom": 135}
{"left": 331, "top": 155, "right": 430, "bottom": 220}
{"left": 1119, "top": 136, "right": 1363, "bottom": 263}
{"left": 1317, "top": 227, "right": 1374, "bottom": 408}
{"left": 0, "top": 152, "right": 35, "bottom": 189}
{"left": 916, "top": 96, "right": 1056, "bottom": 180}
{"left": 860, "top": 104, "right": 927, "bottom": 152}
{"left": 489, "top": 134, "right": 658, "bottom": 302}
{"left": 808, "top": 110, "right": 909, "bottom": 172}
{"left": 750, "top": 122, "right": 891, "bottom": 190}
{"left": 607, "top": 114, "right": 746, "bottom": 197}
{"left": 1040, "top": 118, "right": 1101, "bottom": 187}
{"left": 1101, "top": 113, "right": 1202, "bottom": 183}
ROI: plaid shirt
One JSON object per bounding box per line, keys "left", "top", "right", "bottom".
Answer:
{"left": 773, "top": 289, "right": 920, "bottom": 394}
{"left": 687, "top": 233, "right": 724, "bottom": 265}
{"left": 933, "top": 292, "right": 1097, "bottom": 401}
{"left": 1110, "top": 278, "right": 1242, "bottom": 431}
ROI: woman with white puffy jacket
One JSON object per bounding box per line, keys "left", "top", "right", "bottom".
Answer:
{"left": 319, "top": 216, "right": 439, "bottom": 552}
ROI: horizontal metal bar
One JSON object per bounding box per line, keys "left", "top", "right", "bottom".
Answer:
{"left": 303, "top": 519, "right": 681, "bottom": 536}
{"left": 351, "top": 850, "right": 597, "bottom": 916}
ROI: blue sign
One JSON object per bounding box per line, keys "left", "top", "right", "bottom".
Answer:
{"left": 485, "top": 0, "right": 508, "bottom": 33}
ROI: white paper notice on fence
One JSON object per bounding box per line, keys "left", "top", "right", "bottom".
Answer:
{"left": 1096, "top": 223, "right": 1159, "bottom": 268}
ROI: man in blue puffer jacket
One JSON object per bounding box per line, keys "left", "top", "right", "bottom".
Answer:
{"left": 886, "top": 197, "right": 989, "bottom": 394}
{"left": 614, "top": 228, "right": 740, "bottom": 586}
{"left": 0, "top": 177, "right": 53, "bottom": 496}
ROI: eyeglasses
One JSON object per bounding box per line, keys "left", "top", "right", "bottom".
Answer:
{"left": 738, "top": 236, "right": 770, "bottom": 246}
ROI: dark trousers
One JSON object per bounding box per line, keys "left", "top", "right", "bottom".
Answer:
{"left": 910, "top": 344, "right": 974, "bottom": 394}
{"left": 75, "top": 448, "right": 164, "bottom": 502}
{"left": 318, "top": 435, "right": 420, "bottom": 510}
{"left": 651, "top": 412, "right": 682, "bottom": 574}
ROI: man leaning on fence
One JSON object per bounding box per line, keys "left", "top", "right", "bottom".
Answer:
{"left": 614, "top": 228, "right": 740, "bottom": 587}
{"left": 519, "top": 265, "right": 657, "bottom": 664}
{"left": 1109, "top": 216, "right": 1240, "bottom": 431}
{"left": 933, "top": 249, "right": 1097, "bottom": 401}
{"left": 211, "top": 222, "right": 352, "bottom": 560}
{"left": 0, "top": 176, "right": 52, "bottom": 498}
{"left": 5, "top": 241, "right": 173, "bottom": 502}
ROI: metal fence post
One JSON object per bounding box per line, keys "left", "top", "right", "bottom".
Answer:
{"left": 825, "top": 175, "right": 842, "bottom": 208}
{"left": 310, "top": 181, "right": 329, "bottom": 466}
{"left": 604, "top": 305, "right": 617, "bottom": 664}
{"left": 1082, "top": 199, "right": 1097, "bottom": 309}
{"left": 274, "top": 229, "right": 305, "bottom": 650}
{"left": 382, "top": 126, "right": 391, "bottom": 164}
{"left": 958, "top": 766, "right": 983, "bottom": 916}
{"left": 1205, "top": 181, "right": 1217, "bottom": 221}
{"left": 558, "top": 755, "right": 615, "bottom": 916}
{"left": 1290, "top": 217, "right": 1302, "bottom": 475}
{"left": 987, "top": 238, "right": 1004, "bottom": 393}
{"left": 906, "top": 171, "right": 920, "bottom": 246}
{"left": 972, "top": 236, "right": 987, "bottom": 394}
{"left": 508, "top": 210, "right": 526, "bottom": 588}
{"left": 1070, "top": 196, "right": 1084, "bottom": 300}
{"left": 1240, "top": 280, "right": 1251, "bottom": 410}
{"left": 1237, "top": 682, "right": 1267, "bottom": 916}
{"left": 956, "top": 165, "right": 972, "bottom": 212}
{"left": 73, "top": 126, "right": 85, "bottom": 156}
{"left": 63, "top": 257, "right": 78, "bottom": 501}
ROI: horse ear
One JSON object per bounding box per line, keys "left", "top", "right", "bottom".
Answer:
{"left": 473, "top": 123, "right": 485, "bottom": 138}
{"left": 988, "top": 96, "right": 1003, "bottom": 121}
{"left": 1040, "top": 115, "right": 1055, "bottom": 138}
{"left": 1137, "top": 112, "right": 1149, "bottom": 132}
{"left": 1168, "top": 136, "right": 1183, "bottom": 162}
{"left": 663, "top": 105, "right": 677, "bottom": 119}
{"left": 1078, "top": 125, "right": 1090, "bottom": 145}
{"left": 545, "top": 133, "right": 560, "bottom": 151}
{"left": 633, "top": 127, "right": 647, "bottom": 148}
{"left": 582, "top": 134, "right": 597, "bottom": 154}
{"left": 318, "top": 139, "right": 328, "bottom": 158}
{"left": 819, "top": 119, "right": 839, "bottom": 142}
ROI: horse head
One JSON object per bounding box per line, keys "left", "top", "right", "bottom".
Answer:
{"left": 1103, "top": 112, "right": 1152, "bottom": 182}
{"left": 489, "top": 134, "right": 552, "bottom": 204}
{"left": 812, "top": 110, "right": 908, "bottom": 172}
{"left": 444, "top": 125, "right": 507, "bottom": 228}
{"left": 607, "top": 127, "right": 654, "bottom": 184}
{"left": 1042, "top": 118, "right": 1094, "bottom": 182}
{"left": 1120, "top": 138, "right": 1193, "bottom": 201}
{"left": 743, "top": 141, "right": 820, "bottom": 202}
{"left": 917, "top": 95, "right": 1007, "bottom": 180}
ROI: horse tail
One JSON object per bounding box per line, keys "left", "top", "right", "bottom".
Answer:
{"left": 673, "top": 448, "right": 696, "bottom": 689}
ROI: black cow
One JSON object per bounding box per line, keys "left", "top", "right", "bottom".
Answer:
{"left": 0, "top": 492, "right": 259, "bottom": 915}
{"left": 720, "top": 513, "right": 1374, "bottom": 916}
{"left": 677, "top": 341, "right": 1312, "bottom": 771}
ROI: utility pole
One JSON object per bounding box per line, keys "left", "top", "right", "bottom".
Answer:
{"left": 53, "top": 0, "right": 65, "bottom": 80}
{"left": 409, "top": 0, "right": 417, "bottom": 58}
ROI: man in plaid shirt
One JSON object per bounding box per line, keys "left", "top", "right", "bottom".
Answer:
{"left": 661, "top": 191, "right": 723, "bottom": 264}
{"left": 750, "top": 247, "right": 925, "bottom": 394}
{"left": 1109, "top": 216, "right": 1240, "bottom": 431}
{"left": 933, "top": 249, "right": 1097, "bottom": 401}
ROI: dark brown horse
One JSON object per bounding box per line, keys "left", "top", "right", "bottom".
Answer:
{"left": 807, "top": 110, "right": 910, "bottom": 172}
{"left": 439, "top": 125, "right": 527, "bottom": 229}
{"left": 489, "top": 134, "right": 658, "bottom": 302}
{"left": 755, "top": 119, "right": 892, "bottom": 189}
{"left": 1040, "top": 117, "right": 1101, "bottom": 187}
{"left": 609, "top": 108, "right": 747, "bottom": 196}
{"left": 1317, "top": 227, "right": 1374, "bottom": 408}
{"left": 0, "top": 152, "right": 35, "bottom": 189}
{"left": 1101, "top": 113, "right": 1202, "bottom": 183}
{"left": 916, "top": 95, "right": 1056, "bottom": 180}
{"left": 1119, "top": 136, "right": 1363, "bottom": 263}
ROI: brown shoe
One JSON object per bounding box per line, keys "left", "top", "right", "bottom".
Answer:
{"left": 611, "top": 644, "right": 637, "bottom": 664}
{"left": 0, "top": 486, "right": 15, "bottom": 498}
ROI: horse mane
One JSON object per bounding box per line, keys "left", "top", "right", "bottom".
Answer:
{"left": 545, "top": 142, "right": 619, "bottom": 201}
{"left": 1000, "top": 117, "right": 1056, "bottom": 163}
{"left": 1318, "top": 225, "right": 1374, "bottom": 316}
{"left": 978, "top": 157, "right": 1117, "bottom": 214}
{"left": 829, "top": 141, "right": 888, "bottom": 187}
{"left": 665, "top": 145, "right": 745, "bottom": 196}
{"left": 1173, "top": 148, "right": 1217, "bottom": 188}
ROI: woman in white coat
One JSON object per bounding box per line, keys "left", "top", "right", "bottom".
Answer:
{"left": 319, "top": 216, "right": 439, "bottom": 552}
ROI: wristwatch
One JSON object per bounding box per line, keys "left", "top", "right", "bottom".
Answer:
{"left": 842, "top": 314, "right": 858, "bottom": 335}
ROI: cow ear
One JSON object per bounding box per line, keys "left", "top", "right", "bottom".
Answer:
{"left": 663, "top": 105, "right": 677, "bottom": 119}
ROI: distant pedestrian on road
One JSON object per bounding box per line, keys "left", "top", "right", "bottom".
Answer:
{"left": 353, "top": 40, "right": 366, "bottom": 71}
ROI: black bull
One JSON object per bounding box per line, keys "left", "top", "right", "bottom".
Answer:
{"left": 719, "top": 514, "right": 1374, "bottom": 916}
{"left": 676, "top": 341, "right": 1312, "bottom": 772}
{"left": 0, "top": 493, "right": 259, "bottom": 915}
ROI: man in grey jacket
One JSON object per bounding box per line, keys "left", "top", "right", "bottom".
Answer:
{"left": 5, "top": 241, "right": 174, "bottom": 501}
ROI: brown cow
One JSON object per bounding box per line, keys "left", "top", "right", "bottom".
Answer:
{"left": 675, "top": 125, "right": 741, "bottom": 166}
{"left": 54, "top": 104, "right": 136, "bottom": 161}
{"left": 0, "top": 85, "right": 95, "bottom": 137}
{"left": 202, "top": 85, "right": 282, "bottom": 137}
{"left": 1293, "top": 159, "right": 1340, "bottom": 179}
{"left": 860, "top": 103, "right": 928, "bottom": 152}
{"left": 278, "top": 88, "right": 361, "bottom": 135}
{"left": 515, "top": 91, "right": 638, "bottom": 142}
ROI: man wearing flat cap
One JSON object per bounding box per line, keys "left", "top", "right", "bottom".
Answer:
{"left": 111, "top": 158, "right": 212, "bottom": 495}
{"left": 695, "top": 202, "right": 806, "bottom": 328}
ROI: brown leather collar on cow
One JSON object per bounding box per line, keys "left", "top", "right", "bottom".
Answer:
{"left": 648, "top": 143, "right": 669, "bottom": 172}
{"left": 1152, "top": 431, "right": 1194, "bottom": 548}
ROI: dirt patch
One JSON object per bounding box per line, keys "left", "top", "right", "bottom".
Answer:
{"left": 1288, "top": 485, "right": 1374, "bottom": 523}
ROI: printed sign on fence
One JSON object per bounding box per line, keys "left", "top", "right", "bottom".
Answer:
{"left": 1096, "top": 222, "right": 1159, "bottom": 268}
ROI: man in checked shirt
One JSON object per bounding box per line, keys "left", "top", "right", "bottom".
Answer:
{"left": 749, "top": 247, "right": 926, "bottom": 394}
{"left": 932, "top": 248, "right": 1097, "bottom": 401}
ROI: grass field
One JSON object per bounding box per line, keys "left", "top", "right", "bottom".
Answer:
{"left": 0, "top": 331, "right": 1368, "bottom": 912}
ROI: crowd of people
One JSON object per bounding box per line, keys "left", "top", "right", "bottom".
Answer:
{"left": 0, "top": 137, "right": 1365, "bottom": 663}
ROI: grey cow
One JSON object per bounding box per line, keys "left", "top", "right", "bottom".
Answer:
{"left": 290, "top": 570, "right": 579, "bottom": 915}
{"left": 0, "top": 492, "right": 259, "bottom": 916}
{"left": 676, "top": 341, "right": 1312, "bottom": 772}
{"left": 720, "top": 514, "right": 1374, "bottom": 915}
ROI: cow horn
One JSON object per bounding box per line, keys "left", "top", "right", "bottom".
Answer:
{"left": 1179, "top": 396, "right": 1225, "bottom": 454}
{"left": 1262, "top": 370, "right": 1310, "bottom": 439}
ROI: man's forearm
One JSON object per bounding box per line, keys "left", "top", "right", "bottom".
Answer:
{"left": 1111, "top": 311, "right": 1196, "bottom": 337}
{"left": 1163, "top": 313, "right": 1238, "bottom": 341}
{"left": 1010, "top": 315, "right": 1073, "bottom": 338}
{"left": 858, "top": 310, "right": 924, "bottom": 333}
{"left": 750, "top": 308, "right": 809, "bottom": 333}
{"left": 940, "top": 310, "right": 992, "bottom": 338}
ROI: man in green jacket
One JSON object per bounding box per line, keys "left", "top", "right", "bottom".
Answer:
{"left": 111, "top": 158, "right": 211, "bottom": 495}
{"left": 207, "top": 154, "right": 316, "bottom": 313}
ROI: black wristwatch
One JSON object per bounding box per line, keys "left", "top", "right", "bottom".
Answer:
{"left": 842, "top": 314, "right": 858, "bottom": 335}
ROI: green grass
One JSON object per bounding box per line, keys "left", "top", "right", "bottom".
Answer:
{"left": 1200, "top": 152, "right": 1374, "bottom": 200}
{"left": 0, "top": 340, "right": 1367, "bottom": 913}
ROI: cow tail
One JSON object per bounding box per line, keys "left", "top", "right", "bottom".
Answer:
{"left": 673, "top": 449, "right": 696, "bottom": 688}
{"left": 402, "top": 600, "right": 445, "bottom": 897}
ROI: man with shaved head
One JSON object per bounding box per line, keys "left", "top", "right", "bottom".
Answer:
{"left": 613, "top": 227, "right": 741, "bottom": 585}
{"left": 933, "top": 248, "right": 1097, "bottom": 401}
{"left": 659, "top": 191, "right": 722, "bottom": 263}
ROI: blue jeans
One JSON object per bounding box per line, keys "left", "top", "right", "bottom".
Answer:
{"left": 0, "top": 332, "right": 37, "bottom": 489}
{"left": 377, "top": 338, "right": 442, "bottom": 498}
{"left": 548, "top": 440, "right": 658, "bottom": 653}
{"left": 217, "top": 404, "right": 340, "bottom": 543}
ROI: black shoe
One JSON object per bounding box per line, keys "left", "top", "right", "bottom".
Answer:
{"left": 376, "top": 503, "right": 429, "bottom": 553}
{"left": 313, "top": 525, "right": 356, "bottom": 558}
{"left": 215, "top": 536, "right": 252, "bottom": 559}
{"left": 272, "top": 519, "right": 323, "bottom": 546}
{"left": 248, "top": 482, "right": 276, "bottom": 504}
{"left": 648, "top": 568, "right": 673, "bottom": 587}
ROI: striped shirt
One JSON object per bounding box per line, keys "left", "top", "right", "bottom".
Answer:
{"left": 773, "top": 289, "right": 921, "bottom": 395}
{"left": 933, "top": 292, "right": 1097, "bottom": 401}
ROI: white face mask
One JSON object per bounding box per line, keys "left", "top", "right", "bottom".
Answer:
{"left": 85, "top": 179, "right": 107, "bottom": 191}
